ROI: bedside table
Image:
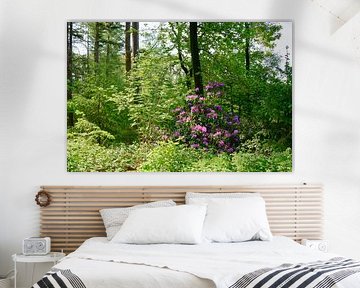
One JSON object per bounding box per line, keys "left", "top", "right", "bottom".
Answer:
{"left": 301, "top": 239, "right": 328, "bottom": 252}
{"left": 12, "top": 252, "right": 65, "bottom": 288}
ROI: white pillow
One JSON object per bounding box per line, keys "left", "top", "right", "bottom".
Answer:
{"left": 111, "top": 205, "right": 207, "bottom": 244}
{"left": 100, "top": 200, "right": 176, "bottom": 240}
{"left": 199, "top": 197, "right": 272, "bottom": 243}
{"left": 186, "top": 192, "right": 259, "bottom": 204}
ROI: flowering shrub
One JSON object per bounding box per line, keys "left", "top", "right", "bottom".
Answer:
{"left": 173, "top": 82, "right": 241, "bottom": 153}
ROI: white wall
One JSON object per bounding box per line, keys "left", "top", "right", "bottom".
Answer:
{"left": 1, "top": 0, "right": 360, "bottom": 285}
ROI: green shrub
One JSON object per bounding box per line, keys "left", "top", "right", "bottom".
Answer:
{"left": 68, "top": 117, "right": 115, "bottom": 145}
{"left": 67, "top": 138, "right": 124, "bottom": 172}
{"left": 187, "top": 154, "right": 234, "bottom": 172}
{"left": 67, "top": 137, "right": 154, "bottom": 172}
{"left": 139, "top": 141, "right": 200, "bottom": 172}
{"left": 232, "top": 148, "right": 292, "bottom": 172}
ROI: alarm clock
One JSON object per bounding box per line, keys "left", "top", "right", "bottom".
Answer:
{"left": 23, "top": 237, "right": 51, "bottom": 255}
{"left": 301, "top": 239, "right": 328, "bottom": 252}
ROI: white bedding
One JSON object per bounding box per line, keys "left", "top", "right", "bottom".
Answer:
{"left": 53, "top": 237, "right": 360, "bottom": 288}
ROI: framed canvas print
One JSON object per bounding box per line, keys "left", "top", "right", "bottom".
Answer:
{"left": 66, "top": 21, "right": 292, "bottom": 172}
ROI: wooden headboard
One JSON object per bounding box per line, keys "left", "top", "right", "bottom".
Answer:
{"left": 39, "top": 184, "right": 323, "bottom": 253}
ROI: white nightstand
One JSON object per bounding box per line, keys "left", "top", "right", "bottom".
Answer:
{"left": 301, "top": 239, "right": 328, "bottom": 252}
{"left": 12, "top": 252, "right": 65, "bottom": 288}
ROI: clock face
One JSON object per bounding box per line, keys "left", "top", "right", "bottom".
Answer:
{"left": 23, "top": 237, "right": 50, "bottom": 255}
{"left": 318, "top": 242, "right": 327, "bottom": 252}
{"left": 36, "top": 241, "right": 45, "bottom": 250}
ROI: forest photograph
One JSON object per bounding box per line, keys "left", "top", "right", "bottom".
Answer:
{"left": 67, "top": 21, "right": 292, "bottom": 172}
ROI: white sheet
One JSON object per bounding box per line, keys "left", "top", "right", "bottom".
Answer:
{"left": 55, "top": 237, "right": 360, "bottom": 288}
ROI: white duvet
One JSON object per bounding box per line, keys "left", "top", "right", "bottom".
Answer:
{"left": 54, "top": 237, "right": 360, "bottom": 288}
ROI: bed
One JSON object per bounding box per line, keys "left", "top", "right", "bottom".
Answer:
{"left": 33, "top": 185, "right": 360, "bottom": 288}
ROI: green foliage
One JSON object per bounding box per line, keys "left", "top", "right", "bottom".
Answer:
{"left": 68, "top": 117, "right": 115, "bottom": 144}
{"left": 139, "top": 141, "right": 200, "bottom": 172}
{"left": 70, "top": 79, "right": 137, "bottom": 143}
{"left": 232, "top": 148, "right": 292, "bottom": 172}
{"left": 119, "top": 51, "right": 187, "bottom": 142}
{"left": 188, "top": 153, "right": 234, "bottom": 172}
{"left": 67, "top": 137, "right": 153, "bottom": 172}
{"left": 67, "top": 137, "right": 123, "bottom": 172}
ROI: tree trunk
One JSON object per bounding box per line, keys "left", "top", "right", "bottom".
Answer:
{"left": 170, "top": 23, "right": 191, "bottom": 89}
{"left": 94, "top": 22, "right": 100, "bottom": 81}
{"left": 132, "top": 22, "right": 139, "bottom": 60}
{"left": 125, "top": 22, "right": 131, "bottom": 72}
{"left": 245, "top": 22, "right": 250, "bottom": 71}
{"left": 105, "top": 23, "right": 110, "bottom": 78}
{"left": 94, "top": 22, "right": 100, "bottom": 64}
{"left": 86, "top": 24, "right": 90, "bottom": 74}
{"left": 189, "top": 22, "right": 203, "bottom": 95}
{"left": 67, "top": 22, "right": 74, "bottom": 127}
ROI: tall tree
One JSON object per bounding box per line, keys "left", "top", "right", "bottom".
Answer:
{"left": 125, "top": 22, "right": 132, "bottom": 72}
{"left": 132, "top": 22, "right": 139, "bottom": 60}
{"left": 189, "top": 22, "right": 203, "bottom": 95}
{"left": 105, "top": 23, "right": 111, "bottom": 78}
{"left": 94, "top": 22, "right": 100, "bottom": 64}
{"left": 169, "top": 22, "right": 191, "bottom": 89}
{"left": 244, "top": 22, "right": 250, "bottom": 71}
{"left": 94, "top": 22, "right": 101, "bottom": 82}
{"left": 67, "top": 22, "right": 74, "bottom": 127}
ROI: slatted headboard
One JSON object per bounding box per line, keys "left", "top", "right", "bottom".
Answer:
{"left": 39, "top": 184, "right": 323, "bottom": 253}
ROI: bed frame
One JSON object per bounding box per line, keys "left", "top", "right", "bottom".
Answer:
{"left": 39, "top": 184, "right": 323, "bottom": 253}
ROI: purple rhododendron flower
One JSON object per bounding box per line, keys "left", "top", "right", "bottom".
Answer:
{"left": 206, "top": 112, "right": 218, "bottom": 119}
{"left": 173, "top": 83, "right": 241, "bottom": 154}
{"left": 186, "top": 94, "right": 198, "bottom": 100}
{"left": 192, "top": 125, "right": 207, "bottom": 133}
{"left": 213, "top": 131, "right": 222, "bottom": 137}
{"left": 205, "top": 84, "right": 213, "bottom": 90}
{"left": 233, "top": 115, "right": 240, "bottom": 123}
{"left": 191, "top": 106, "right": 199, "bottom": 113}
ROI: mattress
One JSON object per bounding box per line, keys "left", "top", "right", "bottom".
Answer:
{"left": 36, "top": 236, "right": 360, "bottom": 288}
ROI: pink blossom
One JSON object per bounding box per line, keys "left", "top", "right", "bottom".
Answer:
{"left": 191, "top": 106, "right": 199, "bottom": 113}
{"left": 207, "top": 111, "right": 218, "bottom": 119}
{"left": 192, "top": 125, "right": 207, "bottom": 133}
{"left": 186, "top": 94, "right": 198, "bottom": 100}
{"left": 213, "top": 131, "right": 222, "bottom": 137}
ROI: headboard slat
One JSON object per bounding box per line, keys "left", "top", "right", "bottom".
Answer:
{"left": 39, "top": 184, "right": 323, "bottom": 253}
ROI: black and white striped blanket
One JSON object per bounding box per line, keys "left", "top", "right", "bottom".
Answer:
{"left": 229, "top": 257, "right": 360, "bottom": 288}
{"left": 32, "top": 269, "right": 86, "bottom": 288}
{"left": 32, "top": 257, "right": 360, "bottom": 288}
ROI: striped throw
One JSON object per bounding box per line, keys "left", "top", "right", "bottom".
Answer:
{"left": 229, "top": 257, "right": 360, "bottom": 288}
{"left": 32, "top": 269, "right": 86, "bottom": 288}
